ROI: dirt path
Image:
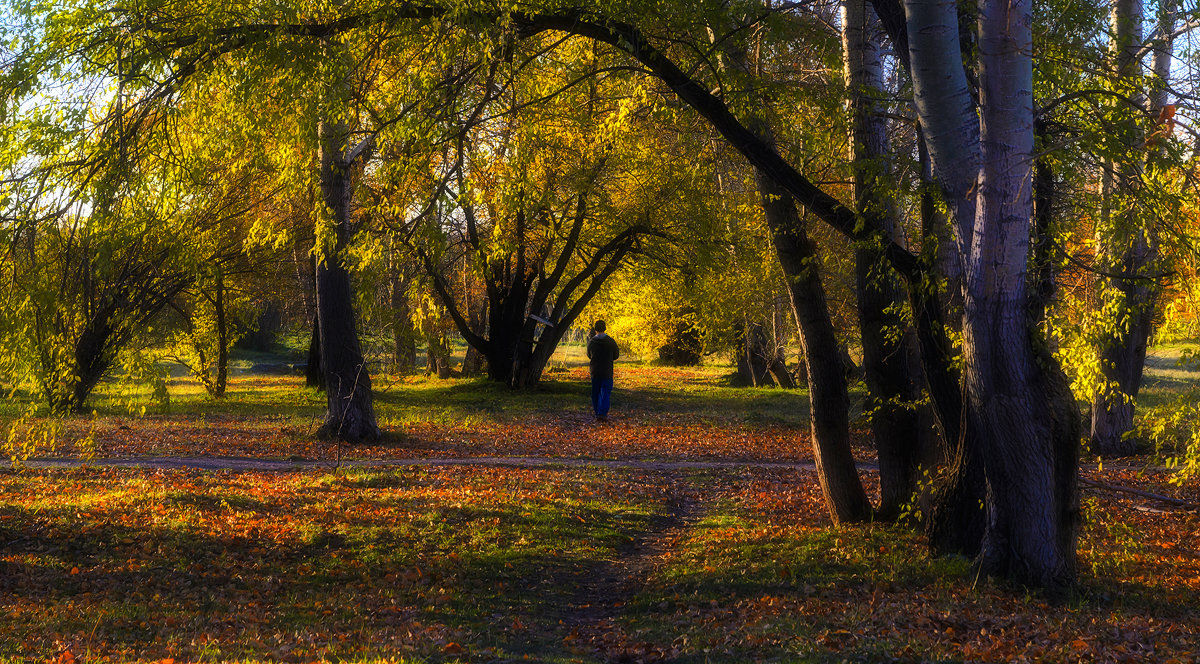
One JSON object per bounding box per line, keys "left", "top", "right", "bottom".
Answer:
{"left": 23, "top": 455, "right": 837, "bottom": 473}
{"left": 548, "top": 471, "right": 707, "bottom": 661}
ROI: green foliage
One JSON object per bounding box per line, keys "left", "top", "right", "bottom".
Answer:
{"left": 2, "top": 406, "right": 62, "bottom": 465}
{"left": 166, "top": 271, "right": 257, "bottom": 397}
{"left": 1135, "top": 349, "right": 1200, "bottom": 485}
{"left": 1079, "top": 496, "right": 1143, "bottom": 578}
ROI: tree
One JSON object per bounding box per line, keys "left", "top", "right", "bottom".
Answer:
{"left": 515, "top": 2, "right": 1078, "bottom": 587}
{"left": 894, "top": 0, "right": 1081, "bottom": 588}
{"left": 841, "top": 0, "right": 934, "bottom": 521}
{"left": 0, "top": 69, "right": 253, "bottom": 412}
{"left": 1088, "top": 0, "right": 1178, "bottom": 456}
{"left": 411, "top": 38, "right": 674, "bottom": 388}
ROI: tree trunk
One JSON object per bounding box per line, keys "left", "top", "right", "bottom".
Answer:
{"left": 858, "top": 248, "right": 929, "bottom": 520}
{"left": 1090, "top": 0, "right": 1166, "bottom": 457}
{"left": 61, "top": 307, "right": 117, "bottom": 415}
{"left": 212, "top": 269, "right": 228, "bottom": 398}
{"left": 314, "top": 118, "right": 380, "bottom": 442}
{"left": 912, "top": 126, "right": 984, "bottom": 554}
{"left": 461, "top": 299, "right": 487, "bottom": 377}
{"left": 843, "top": 0, "right": 932, "bottom": 520}
{"left": 918, "top": 128, "right": 963, "bottom": 327}
{"left": 904, "top": 0, "right": 980, "bottom": 261}
{"left": 476, "top": 267, "right": 531, "bottom": 385}
{"left": 306, "top": 318, "right": 323, "bottom": 390}
{"left": 518, "top": 322, "right": 563, "bottom": 389}
{"left": 392, "top": 301, "right": 417, "bottom": 374}
{"left": 1090, "top": 305, "right": 1153, "bottom": 456}
{"left": 766, "top": 356, "right": 796, "bottom": 389}
{"left": 424, "top": 331, "right": 452, "bottom": 379}
{"left": 964, "top": 0, "right": 1078, "bottom": 591}
{"left": 390, "top": 246, "right": 417, "bottom": 374}
{"left": 736, "top": 320, "right": 775, "bottom": 387}
{"left": 484, "top": 321, "right": 518, "bottom": 384}
{"left": 708, "top": 26, "right": 870, "bottom": 523}
{"left": 759, "top": 172, "right": 872, "bottom": 524}
{"left": 461, "top": 343, "right": 486, "bottom": 377}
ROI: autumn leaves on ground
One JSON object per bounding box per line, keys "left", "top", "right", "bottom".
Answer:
{"left": 2, "top": 365, "right": 1198, "bottom": 663}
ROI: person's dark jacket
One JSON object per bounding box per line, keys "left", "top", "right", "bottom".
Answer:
{"left": 587, "top": 334, "right": 620, "bottom": 382}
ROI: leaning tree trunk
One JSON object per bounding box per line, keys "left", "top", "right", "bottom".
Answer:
{"left": 63, "top": 307, "right": 117, "bottom": 415}
{"left": 766, "top": 355, "right": 796, "bottom": 389}
{"left": 761, "top": 175, "right": 872, "bottom": 524}
{"left": 712, "top": 30, "right": 870, "bottom": 524}
{"left": 314, "top": 118, "right": 380, "bottom": 442}
{"left": 518, "top": 322, "right": 563, "bottom": 389}
{"left": 843, "top": 0, "right": 932, "bottom": 520}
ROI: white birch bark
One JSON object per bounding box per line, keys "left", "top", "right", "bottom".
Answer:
{"left": 903, "top": 0, "right": 979, "bottom": 263}
{"left": 963, "top": 0, "right": 1079, "bottom": 590}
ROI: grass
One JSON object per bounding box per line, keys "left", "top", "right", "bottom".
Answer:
{"left": 4, "top": 358, "right": 841, "bottom": 464}
{"left": 0, "top": 465, "right": 662, "bottom": 662}
{"left": 1130, "top": 342, "right": 1200, "bottom": 410}
{"left": 0, "top": 464, "right": 1196, "bottom": 662}
{"left": 0, "top": 347, "right": 1198, "bottom": 662}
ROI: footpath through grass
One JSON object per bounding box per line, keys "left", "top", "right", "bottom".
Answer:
{"left": 1, "top": 463, "right": 1197, "bottom": 662}
{"left": 0, "top": 364, "right": 1198, "bottom": 662}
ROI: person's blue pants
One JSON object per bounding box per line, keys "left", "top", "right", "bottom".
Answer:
{"left": 591, "top": 379, "right": 613, "bottom": 417}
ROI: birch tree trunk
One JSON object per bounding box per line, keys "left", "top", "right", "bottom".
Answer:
{"left": 903, "top": 0, "right": 980, "bottom": 264}
{"left": 898, "top": 0, "right": 1080, "bottom": 589}
{"left": 843, "top": 0, "right": 933, "bottom": 520}
{"left": 963, "top": 0, "right": 1079, "bottom": 590}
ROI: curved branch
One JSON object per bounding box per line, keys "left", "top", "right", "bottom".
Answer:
{"left": 1036, "top": 88, "right": 1150, "bottom": 118}
{"left": 512, "top": 11, "right": 922, "bottom": 280}
{"left": 417, "top": 246, "right": 491, "bottom": 353}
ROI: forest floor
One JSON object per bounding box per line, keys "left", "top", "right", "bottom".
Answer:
{"left": 0, "top": 360, "right": 1198, "bottom": 663}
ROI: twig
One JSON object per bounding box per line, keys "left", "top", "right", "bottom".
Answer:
{"left": 1079, "top": 476, "right": 1198, "bottom": 510}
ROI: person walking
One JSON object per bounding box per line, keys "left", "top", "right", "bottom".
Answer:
{"left": 586, "top": 320, "right": 620, "bottom": 421}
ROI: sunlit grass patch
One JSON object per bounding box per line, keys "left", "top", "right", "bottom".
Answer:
{"left": 5, "top": 362, "right": 835, "bottom": 462}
